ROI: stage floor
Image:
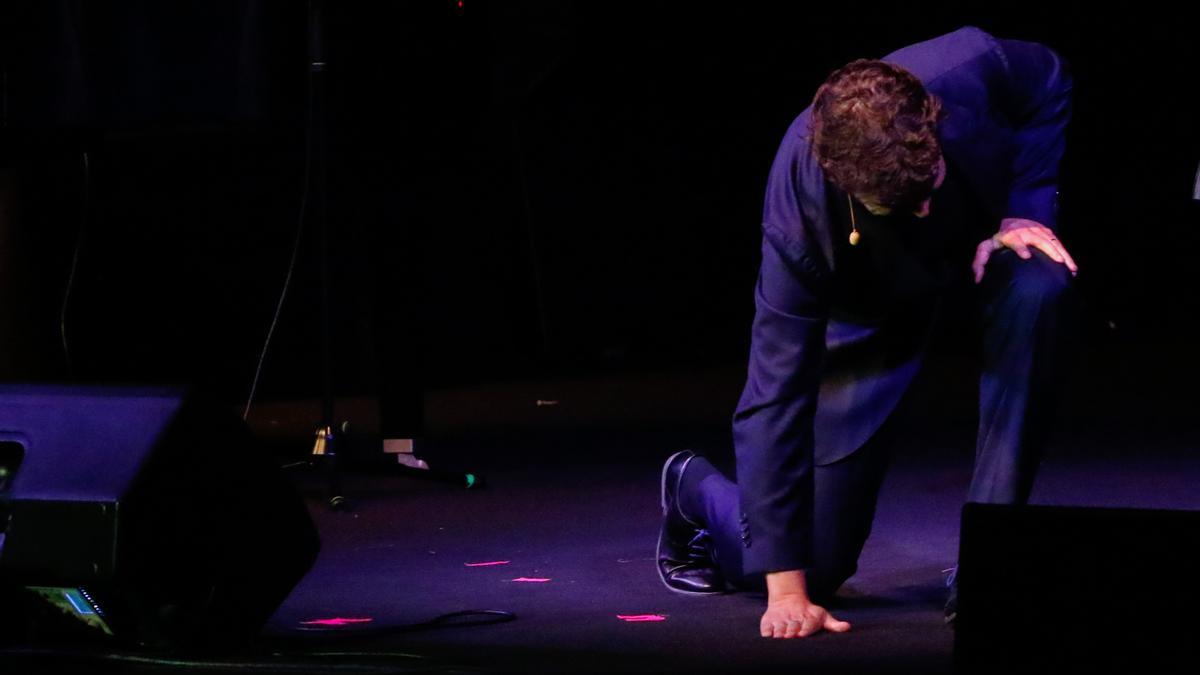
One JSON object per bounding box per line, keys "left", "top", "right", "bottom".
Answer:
{"left": 258, "top": 357, "right": 1199, "bottom": 673}
{"left": 3, "top": 345, "right": 1195, "bottom": 673}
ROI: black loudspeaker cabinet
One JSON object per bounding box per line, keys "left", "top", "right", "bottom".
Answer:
{"left": 955, "top": 502, "right": 1200, "bottom": 674}
{"left": 0, "top": 384, "right": 320, "bottom": 650}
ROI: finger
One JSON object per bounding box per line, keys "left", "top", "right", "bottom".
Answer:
{"left": 1047, "top": 237, "right": 1079, "bottom": 275}
{"left": 1011, "top": 240, "right": 1032, "bottom": 259}
{"left": 972, "top": 242, "right": 993, "bottom": 284}
{"left": 783, "top": 619, "right": 801, "bottom": 639}
{"left": 796, "top": 612, "right": 822, "bottom": 638}
{"left": 796, "top": 610, "right": 825, "bottom": 634}
{"left": 760, "top": 614, "right": 777, "bottom": 638}
{"left": 1033, "top": 236, "right": 1081, "bottom": 276}
{"left": 1031, "top": 238, "right": 1065, "bottom": 264}
{"left": 825, "top": 615, "right": 852, "bottom": 633}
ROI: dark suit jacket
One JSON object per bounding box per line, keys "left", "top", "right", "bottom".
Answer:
{"left": 733, "top": 26, "right": 1072, "bottom": 575}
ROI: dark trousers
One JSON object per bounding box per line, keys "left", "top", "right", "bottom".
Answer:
{"left": 681, "top": 249, "right": 1074, "bottom": 599}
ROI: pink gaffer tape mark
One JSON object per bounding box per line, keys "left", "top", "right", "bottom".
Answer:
{"left": 511, "top": 577, "right": 551, "bottom": 583}
{"left": 299, "top": 617, "right": 374, "bottom": 627}
{"left": 617, "top": 614, "right": 667, "bottom": 622}
{"left": 464, "top": 560, "right": 511, "bottom": 567}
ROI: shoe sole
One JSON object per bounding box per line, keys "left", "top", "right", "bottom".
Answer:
{"left": 656, "top": 450, "right": 723, "bottom": 596}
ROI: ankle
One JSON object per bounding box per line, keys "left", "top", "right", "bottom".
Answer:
{"left": 677, "top": 456, "right": 717, "bottom": 526}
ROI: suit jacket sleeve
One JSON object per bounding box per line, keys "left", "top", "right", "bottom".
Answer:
{"left": 993, "top": 37, "right": 1074, "bottom": 229}
{"left": 732, "top": 128, "right": 830, "bottom": 576}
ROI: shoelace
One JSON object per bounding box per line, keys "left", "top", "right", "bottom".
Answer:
{"left": 943, "top": 565, "right": 958, "bottom": 588}
{"left": 687, "top": 529, "right": 712, "bottom": 562}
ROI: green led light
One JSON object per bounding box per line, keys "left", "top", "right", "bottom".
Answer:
{"left": 465, "top": 474, "right": 476, "bottom": 488}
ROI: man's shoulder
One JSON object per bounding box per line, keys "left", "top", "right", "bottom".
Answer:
{"left": 770, "top": 108, "right": 825, "bottom": 214}
{"left": 883, "top": 26, "right": 1001, "bottom": 88}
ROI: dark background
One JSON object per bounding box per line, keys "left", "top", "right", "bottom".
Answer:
{"left": 1, "top": 1, "right": 1197, "bottom": 410}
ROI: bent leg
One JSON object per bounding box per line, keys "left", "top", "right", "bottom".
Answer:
{"left": 678, "top": 428, "right": 892, "bottom": 600}
{"left": 970, "top": 249, "right": 1074, "bottom": 504}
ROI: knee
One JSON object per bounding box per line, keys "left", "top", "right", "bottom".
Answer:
{"left": 989, "top": 249, "right": 1073, "bottom": 309}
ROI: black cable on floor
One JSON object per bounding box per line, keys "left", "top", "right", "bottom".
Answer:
{"left": 285, "top": 610, "right": 517, "bottom": 640}
{"left": 0, "top": 610, "right": 515, "bottom": 673}
{"left": 0, "top": 647, "right": 446, "bottom": 673}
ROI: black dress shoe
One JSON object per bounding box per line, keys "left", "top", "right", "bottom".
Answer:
{"left": 657, "top": 450, "right": 725, "bottom": 594}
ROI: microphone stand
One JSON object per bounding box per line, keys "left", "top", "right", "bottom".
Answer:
{"left": 302, "top": 1, "right": 481, "bottom": 508}
{"left": 305, "top": 0, "right": 346, "bottom": 510}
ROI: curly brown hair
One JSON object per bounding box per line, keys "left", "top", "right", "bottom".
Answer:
{"left": 810, "top": 59, "right": 943, "bottom": 212}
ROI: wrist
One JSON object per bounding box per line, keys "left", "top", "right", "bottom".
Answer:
{"left": 765, "top": 569, "right": 810, "bottom": 601}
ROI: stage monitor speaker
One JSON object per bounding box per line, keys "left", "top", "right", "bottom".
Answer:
{"left": 0, "top": 384, "right": 320, "bottom": 650}
{"left": 955, "top": 502, "right": 1200, "bottom": 674}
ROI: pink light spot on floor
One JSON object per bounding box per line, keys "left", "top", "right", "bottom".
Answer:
{"left": 299, "top": 617, "right": 374, "bottom": 627}
{"left": 511, "top": 577, "right": 551, "bottom": 583}
{"left": 465, "top": 560, "right": 510, "bottom": 567}
{"left": 617, "top": 614, "right": 667, "bottom": 622}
